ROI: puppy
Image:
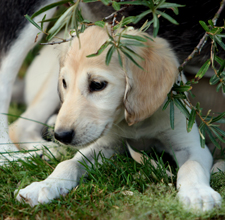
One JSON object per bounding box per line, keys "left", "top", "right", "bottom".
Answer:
{"left": 15, "top": 26, "right": 221, "bottom": 211}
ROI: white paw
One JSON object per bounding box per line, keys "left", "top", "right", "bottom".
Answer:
{"left": 15, "top": 178, "right": 77, "bottom": 207}
{"left": 177, "top": 185, "right": 222, "bottom": 212}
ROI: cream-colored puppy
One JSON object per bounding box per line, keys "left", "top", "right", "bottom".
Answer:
{"left": 15, "top": 26, "right": 221, "bottom": 211}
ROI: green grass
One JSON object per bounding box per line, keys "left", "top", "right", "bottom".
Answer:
{"left": 2, "top": 102, "right": 225, "bottom": 220}
{"left": 1, "top": 147, "right": 225, "bottom": 220}
{"left": 2, "top": 91, "right": 225, "bottom": 219}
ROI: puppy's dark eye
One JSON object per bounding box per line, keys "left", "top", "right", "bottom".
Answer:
{"left": 62, "top": 79, "right": 67, "bottom": 89}
{"left": 89, "top": 81, "right": 107, "bottom": 92}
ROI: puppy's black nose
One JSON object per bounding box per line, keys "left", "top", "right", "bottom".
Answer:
{"left": 54, "top": 130, "right": 75, "bottom": 144}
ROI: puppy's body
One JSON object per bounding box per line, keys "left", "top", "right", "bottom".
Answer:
{"left": 1, "top": 0, "right": 224, "bottom": 161}
{"left": 15, "top": 26, "right": 221, "bottom": 211}
{"left": 0, "top": 0, "right": 223, "bottom": 212}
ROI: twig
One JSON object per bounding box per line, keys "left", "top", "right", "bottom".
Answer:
{"left": 178, "top": 0, "right": 225, "bottom": 72}
{"left": 40, "top": 6, "right": 129, "bottom": 46}
{"left": 103, "top": 6, "right": 128, "bottom": 21}
{"left": 40, "top": 35, "right": 75, "bottom": 45}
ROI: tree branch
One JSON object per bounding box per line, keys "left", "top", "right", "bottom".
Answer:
{"left": 178, "top": 0, "right": 225, "bottom": 72}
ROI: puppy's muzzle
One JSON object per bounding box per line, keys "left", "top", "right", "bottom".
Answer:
{"left": 54, "top": 130, "right": 75, "bottom": 145}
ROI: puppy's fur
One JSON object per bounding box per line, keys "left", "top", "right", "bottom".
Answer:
{"left": 15, "top": 26, "right": 221, "bottom": 211}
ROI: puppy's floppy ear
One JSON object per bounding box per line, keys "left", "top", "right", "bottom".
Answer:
{"left": 123, "top": 31, "right": 179, "bottom": 126}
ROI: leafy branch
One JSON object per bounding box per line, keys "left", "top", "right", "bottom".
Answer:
{"left": 164, "top": 0, "right": 225, "bottom": 148}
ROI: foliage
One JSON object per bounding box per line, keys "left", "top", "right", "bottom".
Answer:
{"left": 24, "top": 0, "right": 225, "bottom": 150}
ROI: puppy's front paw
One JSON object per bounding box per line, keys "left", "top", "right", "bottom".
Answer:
{"left": 177, "top": 185, "right": 221, "bottom": 212}
{"left": 15, "top": 179, "right": 77, "bottom": 207}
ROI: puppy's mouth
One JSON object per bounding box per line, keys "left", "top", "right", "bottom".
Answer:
{"left": 54, "top": 123, "right": 110, "bottom": 147}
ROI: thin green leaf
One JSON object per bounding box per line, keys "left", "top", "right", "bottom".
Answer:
{"left": 217, "top": 34, "right": 225, "bottom": 38}
{"left": 24, "top": 14, "right": 42, "bottom": 31}
{"left": 195, "top": 59, "right": 211, "bottom": 79}
{"left": 113, "top": 16, "right": 136, "bottom": 30}
{"left": 117, "top": 49, "right": 123, "bottom": 67}
{"left": 112, "top": 1, "right": 120, "bottom": 10}
{"left": 215, "top": 35, "right": 225, "bottom": 50}
{"left": 153, "top": 13, "right": 159, "bottom": 37}
{"left": 117, "top": 1, "right": 148, "bottom": 6}
{"left": 158, "top": 3, "right": 185, "bottom": 9}
{"left": 48, "top": 4, "right": 75, "bottom": 35}
{"left": 205, "top": 127, "right": 221, "bottom": 149}
{"left": 187, "top": 108, "right": 196, "bottom": 132}
{"left": 162, "top": 99, "right": 170, "bottom": 110}
{"left": 170, "top": 101, "right": 174, "bottom": 130}
{"left": 216, "top": 82, "right": 223, "bottom": 92}
{"left": 39, "top": 16, "right": 59, "bottom": 23}
{"left": 41, "top": 14, "right": 46, "bottom": 30}
{"left": 218, "top": 59, "right": 225, "bottom": 74}
{"left": 199, "top": 20, "right": 210, "bottom": 32}
{"left": 121, "top": 46, "right": 144, "bottom": 60}
{"left": 215, "top": 56, "right": 224, "bottom": 66}
{"left": 222, "top": 84, "right": 225, "bottom": 93}
{"left": 208, "top": 19, "right": 214, "bottom": 27}
{"left": 209, "top": 74, "right": 220, "bottom": 85}
{"left": 172, "top": 85, "right": 192, "bottom": 92}
{"left": 47, "top": 22, "right": 65, "bottom": 41}
{"left": 213, "top": 126, "right": 225, "bottom": 137}
{"left": 139, "top": 19, "right": 151, "bottom": 32}
{"left": 105, "top": 46, "right": 116, "bottom": 65}
{"left": 210, "top": 127, "right": 225, "bottom": 143}
{"left": 101, "top": 0, "right": 110, "bottom": 5}
{"left": 156, "top": 10, "right": 179, "bottom": 25}
{"left": 133, "top": 10, "right": 151, "bottom": 24}
{"left": 80, "top": 24, "right": 86, "bottom": 33}
{"left": 209, "top": 27, "right": 223, "bottom": 35}
{"left": 31, "top": 0, "right": 71, "bottom": 19}
{"left": 172, "top": 94, "right": 187, "bottom": 99}
{"left": 120, "top": 39, "right": 146, "bottom": 47}
{"left": 120, "top": 48, "right": 144, "bottom": 70}
{"left": 95, "top": 21, "right": 105, "bottom": 28}
{"left": 172, "top": 7, "right": 179, "bottom": 15}
{"left": 122, "top": 34, "right": 147, "bottom": 42}
{"left": 188, "top": 90, "right": 196, "bottom": 98}
{"left": 173, "top": 98, "right": 190, "bottom": 118}
{"left": 211, "top": 111, "right": 225, "bottom": 123}
{"left": 87, "top": 41, "right": 110, "bottom": 57}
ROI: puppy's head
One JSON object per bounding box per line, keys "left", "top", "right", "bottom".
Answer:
{"left": 54, "top": 26, "right": 178, "bottom": 146}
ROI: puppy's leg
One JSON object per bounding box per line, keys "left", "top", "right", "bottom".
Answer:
{"left": 166, "top": 120, "right": 221, "bottom": 211}
{"left": 0, "top": 4, "right": 57, "bottom": 164}
{"left": 9, "top": 57, "right": 61, "bottom": 158}
{"left": 15, "top": 135, "right": 120, "bottom": 206}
